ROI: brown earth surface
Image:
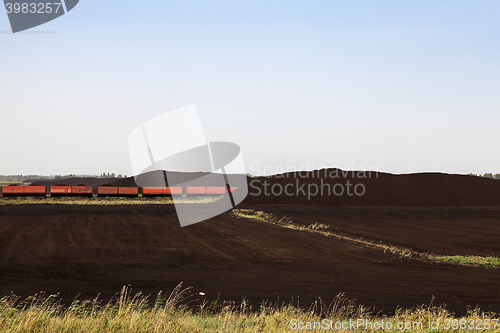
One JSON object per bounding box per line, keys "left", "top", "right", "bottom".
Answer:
{"left": 0, "top": 204, "right": 499, "bottom": 315}
{"left": 243, "top": 169, "right": 500, "bottom": 207}
{"left": 248, "top": 205, "right": 500, "bottom": 257}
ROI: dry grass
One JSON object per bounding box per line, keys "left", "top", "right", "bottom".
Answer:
{"left": 0, "top": 284, "right": 498, "bottom": 332}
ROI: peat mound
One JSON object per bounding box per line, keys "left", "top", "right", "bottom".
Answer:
{"left": 242, "top": 169, "right": 500, "bottom": 207}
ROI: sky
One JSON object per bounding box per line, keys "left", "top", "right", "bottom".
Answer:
{"left": 1, "top": 0, "right": 499, "bottom": 176}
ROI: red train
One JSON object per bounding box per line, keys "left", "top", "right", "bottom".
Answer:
{"left": 0, "top": 185, "right": 237, "bottom": 198}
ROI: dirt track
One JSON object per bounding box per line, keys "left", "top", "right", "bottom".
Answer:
{"left": 249, "top": 205, "right": 500, "bottom": 257}
{"left": 0, "top": 204, "right": 499, "bottom": 314}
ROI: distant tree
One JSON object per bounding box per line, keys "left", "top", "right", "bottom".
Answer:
{"left": 495, "top": 174, "right": 500, "bottom": 180}
{"left": 98, "top": 172, "right": 120, "bottom": 178}
{"left": 483, "top": 173, "right": 494, "bottom": 179}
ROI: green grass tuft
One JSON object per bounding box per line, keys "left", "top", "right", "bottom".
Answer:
{"left": 433, "top": 256, "right": 500, "bottom": 268}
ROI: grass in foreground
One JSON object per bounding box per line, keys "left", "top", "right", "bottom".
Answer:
{"left": 0, "top": 284, "right": 498, "bottom": 333}
{"left": 232, "top": 209, "right": 500, "bottom": 269}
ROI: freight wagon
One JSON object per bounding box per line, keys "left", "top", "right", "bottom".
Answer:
{"left": 1, "top": 185, "right": 45, "bottom": 197}
{"left": 0, "top": 186, "right": 237, "bottom": 198}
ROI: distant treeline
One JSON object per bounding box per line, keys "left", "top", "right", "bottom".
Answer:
{"left": 50, "top": 173, "right": 126, "bottom": 180}
{"left": 0, "top": 175, "right": 49, "bottom": 183}
{"left": 49, "top": 173, "right": 127, "bottom": 179}
{"left": 97, "top": 173, "right": 127, "bottom": 179}
{"left": 467, "top": 173, "right": 500, "bottom": 179}
{"left": 0, "top": 173, "right": 127, "bottom": 184}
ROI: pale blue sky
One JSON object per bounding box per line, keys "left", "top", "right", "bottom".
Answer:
{"left": 1, "top": 0, "right": 499, "bottom": 176}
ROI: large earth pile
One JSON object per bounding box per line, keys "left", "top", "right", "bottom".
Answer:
{"left": 103, "top": 169, "right": 500, "bottom": 207}
{"left": 242, "top": 169, "right": 500, "bottom": 207}
{"left": 29, "top": 177, "right": 119, "bottom": 187}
